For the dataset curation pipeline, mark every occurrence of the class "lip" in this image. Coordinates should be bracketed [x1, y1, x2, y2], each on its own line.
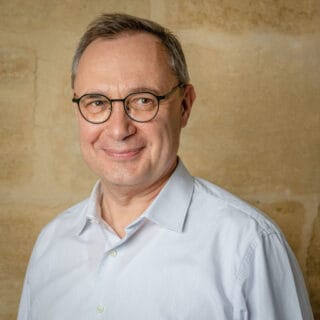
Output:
[101, 146, 145, 159]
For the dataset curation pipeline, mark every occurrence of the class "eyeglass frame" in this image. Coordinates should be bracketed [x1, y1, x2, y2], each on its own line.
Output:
[72, 82, 185, 124]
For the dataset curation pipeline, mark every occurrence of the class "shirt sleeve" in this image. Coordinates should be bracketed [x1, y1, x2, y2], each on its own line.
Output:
[17, 229, 43, 320]
[17, 271, 30, 320]
[233, 232, 314, 320]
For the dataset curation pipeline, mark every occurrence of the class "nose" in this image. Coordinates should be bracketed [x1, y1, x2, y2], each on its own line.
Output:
[104, 101, 136, 141]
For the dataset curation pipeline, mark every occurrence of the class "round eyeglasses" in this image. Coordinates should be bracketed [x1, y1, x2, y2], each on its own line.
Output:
[72, 83, 184, 124]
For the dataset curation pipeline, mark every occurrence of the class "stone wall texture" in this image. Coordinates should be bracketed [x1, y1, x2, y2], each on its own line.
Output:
[1, 0, 319, 318]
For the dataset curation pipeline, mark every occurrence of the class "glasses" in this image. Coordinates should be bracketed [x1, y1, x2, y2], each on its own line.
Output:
[72, 83, 184, 124]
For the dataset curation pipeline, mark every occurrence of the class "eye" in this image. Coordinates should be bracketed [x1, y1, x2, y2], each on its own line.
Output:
[90, 100, 106, 109]
[87, 100, 107, 113]
[138, 97, 152, 104]
[128, 93, 157, 111]
[93, 100, 104, 106]
[81, 95, 110, 114]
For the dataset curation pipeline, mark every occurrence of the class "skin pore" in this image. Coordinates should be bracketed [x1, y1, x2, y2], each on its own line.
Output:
[73, 32, 195, 237]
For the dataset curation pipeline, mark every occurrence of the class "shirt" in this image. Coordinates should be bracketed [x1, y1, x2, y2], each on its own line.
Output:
[18, 161, 314, 320]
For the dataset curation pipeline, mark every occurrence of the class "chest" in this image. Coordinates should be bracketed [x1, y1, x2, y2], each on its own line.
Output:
[29, 224, 236, 320]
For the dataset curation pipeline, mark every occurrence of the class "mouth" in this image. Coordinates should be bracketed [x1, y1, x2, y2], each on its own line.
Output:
[101, 146, 145, 160]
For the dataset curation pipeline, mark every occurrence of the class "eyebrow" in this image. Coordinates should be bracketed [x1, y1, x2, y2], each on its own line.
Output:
[128, 86, 162, 95]
[74, 86, 164, 99]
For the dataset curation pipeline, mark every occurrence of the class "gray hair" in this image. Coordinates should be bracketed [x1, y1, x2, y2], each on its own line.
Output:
[71, 13, 190, 88]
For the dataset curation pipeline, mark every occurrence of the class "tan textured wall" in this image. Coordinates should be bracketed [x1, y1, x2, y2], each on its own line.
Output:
[0, 1, 319, 319]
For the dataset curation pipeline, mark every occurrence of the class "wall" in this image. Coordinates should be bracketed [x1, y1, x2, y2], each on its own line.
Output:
[0, 1, 319, 319]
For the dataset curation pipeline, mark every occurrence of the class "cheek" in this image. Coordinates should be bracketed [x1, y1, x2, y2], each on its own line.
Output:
[150, 115, 182, 154]
[165, 110, 183, 141]
[78, 121, 100, 147]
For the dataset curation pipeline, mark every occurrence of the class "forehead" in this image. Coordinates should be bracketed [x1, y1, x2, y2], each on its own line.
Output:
[75, 32, 176, 92]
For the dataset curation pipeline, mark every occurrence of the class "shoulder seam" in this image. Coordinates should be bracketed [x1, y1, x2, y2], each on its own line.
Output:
[235, 231, 283, 283]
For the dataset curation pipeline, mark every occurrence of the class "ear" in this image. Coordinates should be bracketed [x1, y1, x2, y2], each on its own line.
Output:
[181, 84, 196, 128]
[72, 92, 81, 119]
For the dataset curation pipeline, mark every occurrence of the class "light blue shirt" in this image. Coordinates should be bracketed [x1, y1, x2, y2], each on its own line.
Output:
[18, 161, 313, 320]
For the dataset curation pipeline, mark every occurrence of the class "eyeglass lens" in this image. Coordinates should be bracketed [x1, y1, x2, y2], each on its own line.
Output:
[78, 92, 159, 123]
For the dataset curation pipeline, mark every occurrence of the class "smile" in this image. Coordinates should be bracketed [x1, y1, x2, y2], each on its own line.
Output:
[101, 147, 145, 160]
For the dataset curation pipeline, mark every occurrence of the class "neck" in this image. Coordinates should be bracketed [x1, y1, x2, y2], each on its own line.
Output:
[100, 161, 177, 238]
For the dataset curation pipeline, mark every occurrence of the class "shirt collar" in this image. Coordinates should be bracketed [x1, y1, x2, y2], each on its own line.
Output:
[141, 160, 194, 233]
[75, 181, 102, 236]
[75, 160, 194, 236]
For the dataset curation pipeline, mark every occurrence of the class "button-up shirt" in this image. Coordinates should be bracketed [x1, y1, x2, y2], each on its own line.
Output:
[18, 161, 314, 320]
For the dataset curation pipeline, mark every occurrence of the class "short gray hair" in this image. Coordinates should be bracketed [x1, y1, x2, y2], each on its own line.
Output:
[71, 13, 190, 88]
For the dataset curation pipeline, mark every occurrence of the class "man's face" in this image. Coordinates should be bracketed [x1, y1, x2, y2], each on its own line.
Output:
[73, 32, 195, 192]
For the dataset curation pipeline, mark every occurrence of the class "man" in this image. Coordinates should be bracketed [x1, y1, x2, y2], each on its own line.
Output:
[18, 13, 313, 320]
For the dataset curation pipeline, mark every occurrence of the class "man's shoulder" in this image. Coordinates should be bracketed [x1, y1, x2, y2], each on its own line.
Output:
[187, 177, 290, 272]
[31, 198, 90, 257]
[191, 176, 281, 236]
[43, 198, 89, 232]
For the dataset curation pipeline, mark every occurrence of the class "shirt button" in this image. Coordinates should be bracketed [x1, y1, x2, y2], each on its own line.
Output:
[109, 249, 117, 257]
[96, 305, 105, 313]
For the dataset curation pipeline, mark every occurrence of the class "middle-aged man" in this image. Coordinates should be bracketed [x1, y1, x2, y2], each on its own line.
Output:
[18, 13, 314, 320]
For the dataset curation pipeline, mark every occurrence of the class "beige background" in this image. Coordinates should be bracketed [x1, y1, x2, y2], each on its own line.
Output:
[0, 1, 319, 319]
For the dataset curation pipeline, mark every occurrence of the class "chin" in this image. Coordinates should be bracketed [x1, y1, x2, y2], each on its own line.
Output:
[99, 165, 148, 186]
